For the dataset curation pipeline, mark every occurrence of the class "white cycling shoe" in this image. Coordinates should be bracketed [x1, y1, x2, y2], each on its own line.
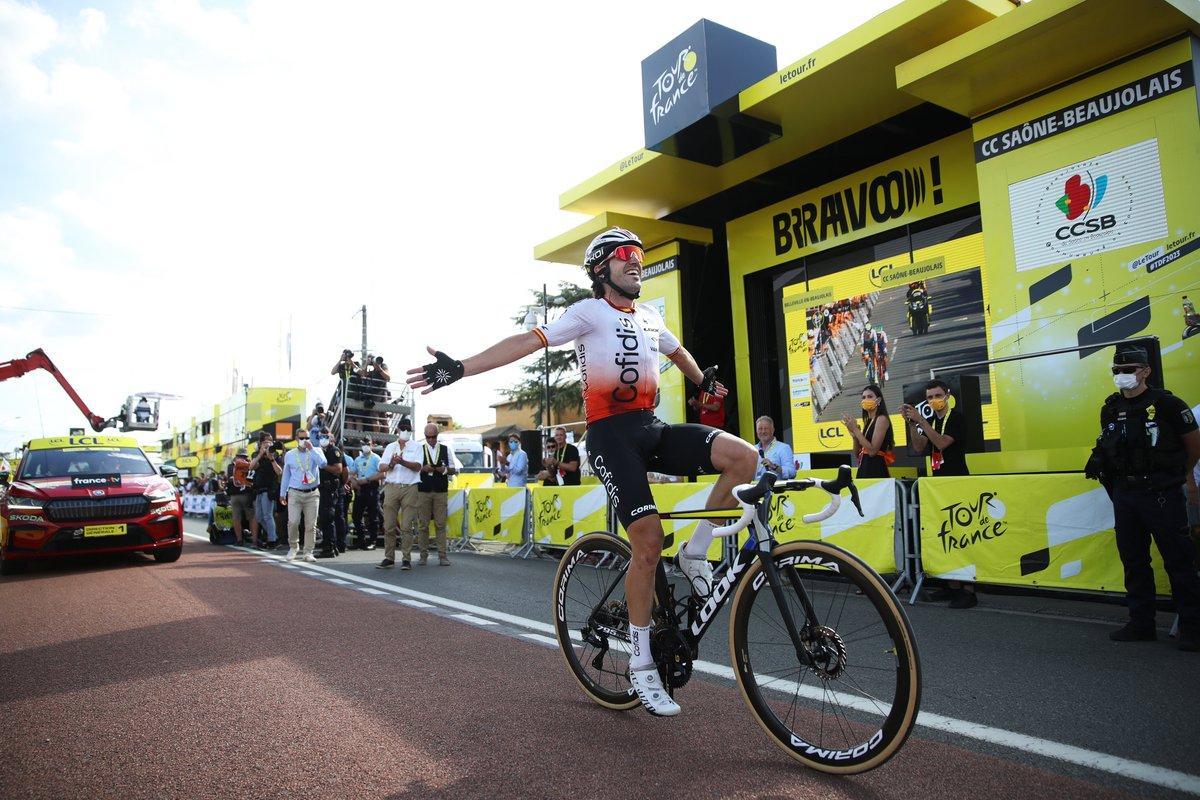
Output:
[675, 549, 714, 597]
[628, 666, 681, 717]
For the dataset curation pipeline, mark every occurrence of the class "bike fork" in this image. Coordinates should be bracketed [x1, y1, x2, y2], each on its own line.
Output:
[755, 536, 820, 668]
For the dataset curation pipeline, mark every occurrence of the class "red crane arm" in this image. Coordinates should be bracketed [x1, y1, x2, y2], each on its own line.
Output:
[0, 348, 108, 432]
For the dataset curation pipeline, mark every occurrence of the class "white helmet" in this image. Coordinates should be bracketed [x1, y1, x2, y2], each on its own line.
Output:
[583, 227, 642, 272]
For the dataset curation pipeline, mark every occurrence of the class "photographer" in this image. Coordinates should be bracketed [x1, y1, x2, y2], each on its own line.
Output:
[249, 433, 283, 549]
[362, 354, 391, 433]
[332, 349, 362, 410]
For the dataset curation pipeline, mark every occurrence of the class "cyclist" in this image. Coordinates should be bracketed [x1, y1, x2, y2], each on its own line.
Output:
[862, 326, 889, 381]
[406, 227, 757, 717]
[873, 325, 890, 381]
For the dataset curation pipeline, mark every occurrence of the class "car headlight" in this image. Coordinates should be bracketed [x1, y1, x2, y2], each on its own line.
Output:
[7, 497, 45, 511]
[145, 488, 177, 502]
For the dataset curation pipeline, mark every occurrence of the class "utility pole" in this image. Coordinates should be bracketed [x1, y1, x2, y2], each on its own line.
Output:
[361, 304, 368, 364]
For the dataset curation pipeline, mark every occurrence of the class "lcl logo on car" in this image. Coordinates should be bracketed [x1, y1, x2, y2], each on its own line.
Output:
[90, 489, 106, 497]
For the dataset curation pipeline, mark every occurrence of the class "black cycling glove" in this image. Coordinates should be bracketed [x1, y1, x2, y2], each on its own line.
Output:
[421, 351, 465, 390]
[699, 365, 719, 395]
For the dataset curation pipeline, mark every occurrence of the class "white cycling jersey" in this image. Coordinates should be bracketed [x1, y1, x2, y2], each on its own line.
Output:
[533, 298, 680, 424]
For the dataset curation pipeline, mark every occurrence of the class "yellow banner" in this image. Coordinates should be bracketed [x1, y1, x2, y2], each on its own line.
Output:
[765, 478, 898, 574]
[974, 39, 1200, 454]
[465, 487, 526, 545]
[727, 132, 979, 271]
[917, 475, 1169, 594]
[447, 489, 466, 541]
[531, 485, 609, 547]
[451, 473, 494, 490]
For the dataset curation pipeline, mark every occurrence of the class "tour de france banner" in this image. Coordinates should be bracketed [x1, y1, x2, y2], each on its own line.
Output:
[619, 478, 897, 572]
[973, 38, 1200, 453]
[446, 489, 466, 539]
[780, 231, 1000, 454]
[465, 487, 526, 545]
[642, 246, 686, 425]
[918, 475, 1170, 594]
[531, 485, 608, 547]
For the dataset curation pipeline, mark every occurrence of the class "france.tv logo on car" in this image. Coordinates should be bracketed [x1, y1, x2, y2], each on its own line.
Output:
[1053, 171, 1114, 240]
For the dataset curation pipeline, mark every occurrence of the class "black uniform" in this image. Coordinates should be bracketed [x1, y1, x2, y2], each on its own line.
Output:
[1090, 386, 1199, 636]
[318, 442, 345, 556]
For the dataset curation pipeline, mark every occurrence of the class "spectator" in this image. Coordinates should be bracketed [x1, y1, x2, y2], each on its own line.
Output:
[308, 403, 328, 440]
[270, 440, 289, 547]
[505, 434, 529, 487]
[552, 426, 582, 486]
[901, 379, 975, 609]
[362, 355, 392, 433]
[842, 384, 894, 478]
[753, 416, 797, 481]
[228, 449, 255, 545]
[490, 440, 508, 484]
[0, 456, 10, 483]
[537, 438, 562, 486]
[375, 418, 423, 570]
[280, 428, 326, 562]
[689, 390, 726, 430]
[316, 432, 346, 558]
[332, 350, 360, 399]
[352, 439, 382, 550]
[248, 434, 283, 549]
[415, 422, 456, 566]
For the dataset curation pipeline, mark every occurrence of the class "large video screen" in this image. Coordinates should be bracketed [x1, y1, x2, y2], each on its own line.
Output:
[782, 231, 999, 454]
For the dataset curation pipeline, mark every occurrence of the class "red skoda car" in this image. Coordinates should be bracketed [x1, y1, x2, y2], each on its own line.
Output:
[0, 435, 183, 575]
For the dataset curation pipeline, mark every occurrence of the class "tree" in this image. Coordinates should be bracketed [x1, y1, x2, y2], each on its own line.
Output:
[504, 282, 591, 427]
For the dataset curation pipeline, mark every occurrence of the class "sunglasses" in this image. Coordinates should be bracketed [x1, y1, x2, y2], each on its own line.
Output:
[297, 435, 310, 440]
[1111, 365, 1144, 374]
[608, 245, 643, 263]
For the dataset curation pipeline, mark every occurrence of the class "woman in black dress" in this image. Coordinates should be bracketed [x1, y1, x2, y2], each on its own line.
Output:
[841, 384, 894, 478]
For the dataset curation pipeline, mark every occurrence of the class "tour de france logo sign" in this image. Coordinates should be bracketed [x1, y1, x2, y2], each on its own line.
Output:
[936, 491, 1008, 555]
[648, 46, 700, 128]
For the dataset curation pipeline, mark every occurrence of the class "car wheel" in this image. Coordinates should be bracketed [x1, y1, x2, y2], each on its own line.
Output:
[154, 544, 183, 563]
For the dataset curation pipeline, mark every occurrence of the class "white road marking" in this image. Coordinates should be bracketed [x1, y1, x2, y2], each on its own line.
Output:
[357, 587, 388, 595]
[394, 598, 434, 609]
[521, 633, 559, 648]
[325, 578, 352, 585]
[451, 613, 497, 626]
[183, 531, 1200, 794]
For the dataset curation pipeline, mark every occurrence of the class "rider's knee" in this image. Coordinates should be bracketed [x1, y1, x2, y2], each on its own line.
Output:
[732, 440, 757, 478]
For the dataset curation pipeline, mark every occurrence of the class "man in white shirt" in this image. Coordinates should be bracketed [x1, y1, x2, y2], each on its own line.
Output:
[373, 419, 423, 569]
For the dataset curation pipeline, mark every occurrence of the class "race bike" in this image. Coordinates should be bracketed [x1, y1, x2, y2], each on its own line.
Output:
[552, 467, 921, 773]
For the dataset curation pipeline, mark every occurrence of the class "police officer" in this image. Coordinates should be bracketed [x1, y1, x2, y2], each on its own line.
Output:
[315, 432, 346, 558]
[1086, 344, 1200, 651]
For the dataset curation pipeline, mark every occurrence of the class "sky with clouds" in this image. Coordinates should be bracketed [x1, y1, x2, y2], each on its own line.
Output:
[0, 0, 900, 452]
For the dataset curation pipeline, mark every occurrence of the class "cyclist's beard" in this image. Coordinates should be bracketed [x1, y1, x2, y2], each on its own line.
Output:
[603, 265, 640, 301]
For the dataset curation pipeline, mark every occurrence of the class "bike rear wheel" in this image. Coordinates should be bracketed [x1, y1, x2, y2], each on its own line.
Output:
[728, 541, 920, 773]
[552, 532, 639, 710]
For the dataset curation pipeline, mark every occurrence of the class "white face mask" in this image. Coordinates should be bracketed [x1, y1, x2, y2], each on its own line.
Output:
[398, 431, 411, 441]
[1113, 372, 1140, 391]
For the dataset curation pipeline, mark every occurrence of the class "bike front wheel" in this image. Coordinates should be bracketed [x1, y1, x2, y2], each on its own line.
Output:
[552, 532, 640, 711]
[728, 540, 920, 773]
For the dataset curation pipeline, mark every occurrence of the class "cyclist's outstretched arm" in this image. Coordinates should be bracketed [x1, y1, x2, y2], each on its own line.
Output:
[406, 334, 543, 394]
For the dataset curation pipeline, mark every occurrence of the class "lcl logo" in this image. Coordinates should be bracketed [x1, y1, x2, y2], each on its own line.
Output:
[817, 425, 847, 449]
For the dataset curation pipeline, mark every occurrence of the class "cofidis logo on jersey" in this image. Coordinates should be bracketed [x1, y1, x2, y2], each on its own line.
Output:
[1008, 138, 1167, 272]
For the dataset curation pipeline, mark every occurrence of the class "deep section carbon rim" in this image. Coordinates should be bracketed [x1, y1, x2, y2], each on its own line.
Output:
[730, 541, 920, 772]
[552, 533, 639, 709]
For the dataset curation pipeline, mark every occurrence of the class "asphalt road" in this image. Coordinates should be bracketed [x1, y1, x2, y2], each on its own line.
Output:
[1, 520, 1197, 800]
